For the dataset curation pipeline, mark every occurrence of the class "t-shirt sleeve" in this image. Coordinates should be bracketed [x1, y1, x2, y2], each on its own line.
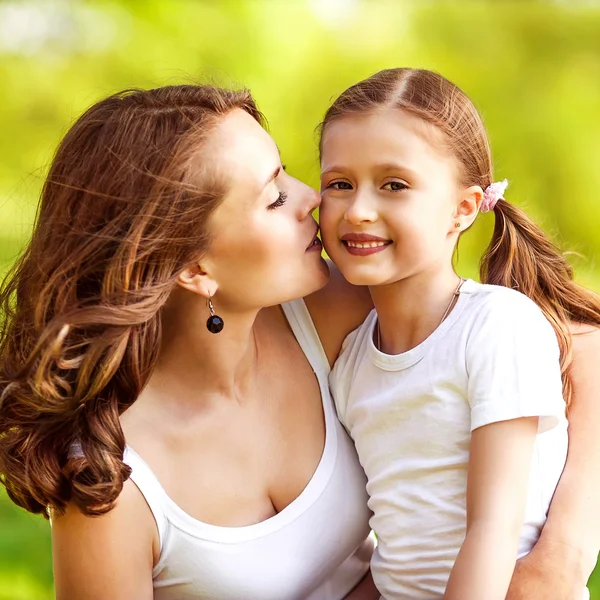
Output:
[466, 291, 566, 433]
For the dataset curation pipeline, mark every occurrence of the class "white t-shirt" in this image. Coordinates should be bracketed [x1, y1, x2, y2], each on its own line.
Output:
[330, 280, 578, 599]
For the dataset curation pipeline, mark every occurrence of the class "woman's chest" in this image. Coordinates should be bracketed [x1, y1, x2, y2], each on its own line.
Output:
[134, 348, 327, 527]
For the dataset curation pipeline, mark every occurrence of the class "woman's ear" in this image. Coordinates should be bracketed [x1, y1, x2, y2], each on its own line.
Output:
[176, 263, 218, 298]
[451, 185, 484, 232]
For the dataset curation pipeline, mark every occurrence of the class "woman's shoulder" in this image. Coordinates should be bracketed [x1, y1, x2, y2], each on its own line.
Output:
[51, 479, 157, 599]
[569, 321, 600, 337]
[569, 322, 600, 373]
[52, 477, 157, 545]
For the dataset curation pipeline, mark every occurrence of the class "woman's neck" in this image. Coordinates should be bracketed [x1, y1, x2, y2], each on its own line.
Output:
[141, 301, 270, 415]
[370, 267, 463, 355]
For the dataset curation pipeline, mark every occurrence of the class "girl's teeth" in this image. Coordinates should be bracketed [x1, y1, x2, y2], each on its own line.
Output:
[346, 241, 388, 248]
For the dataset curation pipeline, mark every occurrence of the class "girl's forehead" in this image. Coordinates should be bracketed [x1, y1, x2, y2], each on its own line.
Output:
[320, 109, 451, 172]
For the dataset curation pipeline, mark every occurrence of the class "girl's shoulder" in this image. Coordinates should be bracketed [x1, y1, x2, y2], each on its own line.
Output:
[463, 278, 534, 303]
[460, 280, 557, 347]
[462, 279, 548, 322]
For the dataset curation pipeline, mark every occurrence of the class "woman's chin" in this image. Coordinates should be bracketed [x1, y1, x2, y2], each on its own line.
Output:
[308, 258, 332, 292]
[294, 259, 331, 300]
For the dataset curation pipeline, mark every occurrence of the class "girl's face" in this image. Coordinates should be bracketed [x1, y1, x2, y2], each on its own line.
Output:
[200, 108, 328, 310]
[319, 109, 463, 287]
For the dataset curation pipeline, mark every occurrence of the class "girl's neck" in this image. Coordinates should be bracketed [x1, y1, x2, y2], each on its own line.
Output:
[370, 267, 463, 355]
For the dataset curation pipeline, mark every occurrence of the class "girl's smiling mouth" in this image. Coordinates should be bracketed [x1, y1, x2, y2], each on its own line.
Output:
[341, 233, 392, 255]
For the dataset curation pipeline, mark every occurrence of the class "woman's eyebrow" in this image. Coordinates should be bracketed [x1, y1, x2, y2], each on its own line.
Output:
[262, 165, 281, 190]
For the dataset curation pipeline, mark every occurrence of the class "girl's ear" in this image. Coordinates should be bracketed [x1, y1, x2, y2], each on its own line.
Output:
[452, 185, 484, 232]
[176, 263, 218, 299]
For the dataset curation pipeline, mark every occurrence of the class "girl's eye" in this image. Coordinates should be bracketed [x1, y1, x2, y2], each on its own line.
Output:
[268, 191, 288, 210]
[327, 181, 353, 191]
[382, 181, 408, 192]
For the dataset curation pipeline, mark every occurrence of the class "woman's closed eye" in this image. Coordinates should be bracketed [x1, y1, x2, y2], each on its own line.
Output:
[268, 190, 288, 210]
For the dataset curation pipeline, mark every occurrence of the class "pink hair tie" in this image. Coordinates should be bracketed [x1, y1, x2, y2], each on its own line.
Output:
[481, 179, 509, 213]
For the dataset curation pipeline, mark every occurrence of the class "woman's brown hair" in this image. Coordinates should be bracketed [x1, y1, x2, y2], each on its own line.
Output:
[0, 84, 263, 517]
[320, 68, 600, 402]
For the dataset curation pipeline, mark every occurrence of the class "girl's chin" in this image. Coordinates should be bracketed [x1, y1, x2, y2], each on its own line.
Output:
[330, 263, 386, 287]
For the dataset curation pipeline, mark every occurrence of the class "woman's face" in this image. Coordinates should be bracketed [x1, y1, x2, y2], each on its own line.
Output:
[200, 109, 328, 311]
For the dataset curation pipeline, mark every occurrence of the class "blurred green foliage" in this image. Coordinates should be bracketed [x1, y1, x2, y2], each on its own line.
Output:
[0, 0, 599, 598]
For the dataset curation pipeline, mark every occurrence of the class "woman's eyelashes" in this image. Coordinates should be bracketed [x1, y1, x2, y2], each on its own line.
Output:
[268, 190, 288, 210]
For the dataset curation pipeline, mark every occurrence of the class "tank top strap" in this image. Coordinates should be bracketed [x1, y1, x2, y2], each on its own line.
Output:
[123, 445, 169, 552]
[281, 299, 330, 376]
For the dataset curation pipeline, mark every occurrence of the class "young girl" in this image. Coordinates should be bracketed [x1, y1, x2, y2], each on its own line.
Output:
[319, 68, 600, 600]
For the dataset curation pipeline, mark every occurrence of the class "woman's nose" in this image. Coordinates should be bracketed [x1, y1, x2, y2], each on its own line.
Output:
[299, 184, 321, 219]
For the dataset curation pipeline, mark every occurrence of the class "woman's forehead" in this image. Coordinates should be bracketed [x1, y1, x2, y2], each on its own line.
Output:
[210, 109, 279, 187]
[198, 110, 281, 218]
[186, 108, 280, 202]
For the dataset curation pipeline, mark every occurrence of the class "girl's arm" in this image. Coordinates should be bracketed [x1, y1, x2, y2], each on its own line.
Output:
[449, 291, 566, 600]
[507, 326, 600, 599]
[444, 417, 539, 600]
[52, 480, 156, 600]
[304, 260, 372, 366]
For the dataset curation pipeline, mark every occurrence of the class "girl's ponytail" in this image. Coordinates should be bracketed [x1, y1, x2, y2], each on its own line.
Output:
[480, 198, 600, 404]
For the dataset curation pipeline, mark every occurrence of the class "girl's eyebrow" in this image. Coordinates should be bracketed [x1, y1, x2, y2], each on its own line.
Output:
[320, 166, 344, 178]
[373, 162, 418, 178]
[321, 162, 418, 178]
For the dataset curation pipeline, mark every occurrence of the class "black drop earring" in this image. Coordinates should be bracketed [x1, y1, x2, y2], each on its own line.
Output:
[206, 297, 224, 334]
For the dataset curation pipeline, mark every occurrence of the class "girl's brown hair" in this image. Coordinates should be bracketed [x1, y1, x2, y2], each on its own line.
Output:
[0, 84, 263, 517]
[320, 68, 600, 402]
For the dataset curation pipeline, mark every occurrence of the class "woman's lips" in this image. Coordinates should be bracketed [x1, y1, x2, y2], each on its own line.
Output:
[306, 236, 323, 252]
[306, 230, 323, 252]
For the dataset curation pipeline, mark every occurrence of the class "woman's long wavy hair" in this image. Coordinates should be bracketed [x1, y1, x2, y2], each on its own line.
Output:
[320, 68, 600, 403]
[0, 84, 263, 518]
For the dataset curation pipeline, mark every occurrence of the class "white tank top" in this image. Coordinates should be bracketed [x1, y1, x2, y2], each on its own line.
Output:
[124, 299, 374, 600]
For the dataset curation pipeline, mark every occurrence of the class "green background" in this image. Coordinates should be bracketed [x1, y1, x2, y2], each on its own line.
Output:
[0, 0, 599, 598]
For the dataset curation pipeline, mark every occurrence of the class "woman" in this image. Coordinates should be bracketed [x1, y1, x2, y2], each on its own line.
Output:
[0, 83, 597, 599]
[0, 85, 375, 599]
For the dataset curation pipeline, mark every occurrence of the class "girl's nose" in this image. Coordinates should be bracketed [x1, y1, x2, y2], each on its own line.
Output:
[344, 191, 378, 225]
